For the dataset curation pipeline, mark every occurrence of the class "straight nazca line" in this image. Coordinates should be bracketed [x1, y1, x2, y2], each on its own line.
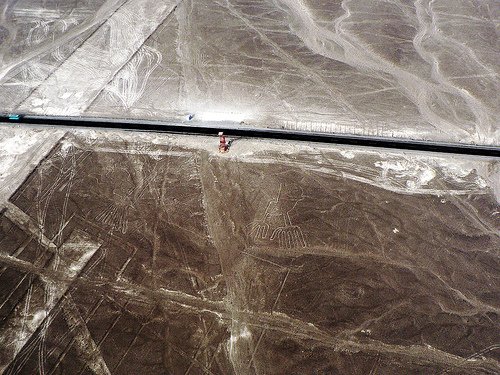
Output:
[1, 202, 57, 251]
[0, 0, 128, 84]
[0, 204, 497, 372]
[0, 230, 101, 374]
[0, 252, 497, 372]
[18, 0, 180, 116]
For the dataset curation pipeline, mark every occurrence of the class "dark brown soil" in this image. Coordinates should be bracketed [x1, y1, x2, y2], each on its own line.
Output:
[0, 135, 498, 374]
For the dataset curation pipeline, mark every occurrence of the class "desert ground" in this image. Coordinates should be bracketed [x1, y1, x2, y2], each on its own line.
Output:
[0, 0, 499, 373]
[0, 125, 499, 374]
[1, 0, 499, 144]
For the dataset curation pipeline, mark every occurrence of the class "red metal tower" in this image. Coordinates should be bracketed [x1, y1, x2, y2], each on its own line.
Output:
[218, 132, 228, 153]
